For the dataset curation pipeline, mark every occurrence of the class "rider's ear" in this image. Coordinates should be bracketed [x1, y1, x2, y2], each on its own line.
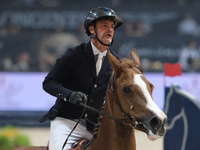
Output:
[130, 49, 141, 67]
[88, 25, 95, 35]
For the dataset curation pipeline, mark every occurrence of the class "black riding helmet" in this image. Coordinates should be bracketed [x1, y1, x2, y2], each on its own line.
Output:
[84, 7, 123, 46]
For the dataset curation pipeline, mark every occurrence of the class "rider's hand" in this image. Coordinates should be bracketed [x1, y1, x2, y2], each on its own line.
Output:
[68, 91, 88, 105]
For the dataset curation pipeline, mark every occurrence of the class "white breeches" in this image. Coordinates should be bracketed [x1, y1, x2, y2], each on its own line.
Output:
[49, 117, 92, 150]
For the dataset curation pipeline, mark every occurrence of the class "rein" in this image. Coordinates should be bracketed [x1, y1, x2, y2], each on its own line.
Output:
[79, 102, 129, 124]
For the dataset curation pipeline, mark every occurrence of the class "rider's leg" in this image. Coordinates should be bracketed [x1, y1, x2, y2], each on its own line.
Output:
[49, 117, 92, 150]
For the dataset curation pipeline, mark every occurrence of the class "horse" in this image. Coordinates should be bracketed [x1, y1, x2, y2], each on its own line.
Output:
[15, 49, 167, 150]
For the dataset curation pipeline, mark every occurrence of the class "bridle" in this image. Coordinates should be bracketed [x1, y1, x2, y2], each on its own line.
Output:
[106, 63, 143, 128]
[134, 64, 143, 74]
[106, 69, 142, 129]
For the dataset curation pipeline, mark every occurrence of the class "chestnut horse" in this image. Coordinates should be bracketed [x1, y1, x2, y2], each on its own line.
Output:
[15, 49, 167, 150]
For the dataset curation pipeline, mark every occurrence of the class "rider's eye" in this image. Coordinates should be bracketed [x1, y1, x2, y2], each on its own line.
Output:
[122, 86, 131, 94]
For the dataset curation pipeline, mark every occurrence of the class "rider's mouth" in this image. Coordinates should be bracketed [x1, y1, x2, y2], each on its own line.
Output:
[105, 34, 112, 38]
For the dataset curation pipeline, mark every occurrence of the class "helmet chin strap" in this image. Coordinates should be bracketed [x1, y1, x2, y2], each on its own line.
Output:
[90, 26, 113, 47]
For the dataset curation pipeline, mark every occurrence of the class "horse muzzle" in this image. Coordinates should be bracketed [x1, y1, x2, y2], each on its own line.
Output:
[146, 116, 168, 141]
[136, 115, 167, 141]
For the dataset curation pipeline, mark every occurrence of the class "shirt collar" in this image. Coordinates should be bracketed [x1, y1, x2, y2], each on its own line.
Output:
[91, 42, 107, 56]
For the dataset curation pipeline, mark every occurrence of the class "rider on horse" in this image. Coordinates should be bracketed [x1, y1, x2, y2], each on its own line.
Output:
[40, 7, 123, 150]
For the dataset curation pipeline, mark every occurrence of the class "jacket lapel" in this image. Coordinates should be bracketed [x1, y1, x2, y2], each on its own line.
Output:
[96, 54, 110, 81]
[85, 42, 113, 80]
[85, 42, 96, 78]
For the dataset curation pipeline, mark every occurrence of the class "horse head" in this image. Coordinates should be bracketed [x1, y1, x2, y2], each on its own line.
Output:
[107, 49, 167, 141]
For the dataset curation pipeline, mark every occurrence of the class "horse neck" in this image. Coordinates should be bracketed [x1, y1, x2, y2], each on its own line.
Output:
[86, 94, 136, 150]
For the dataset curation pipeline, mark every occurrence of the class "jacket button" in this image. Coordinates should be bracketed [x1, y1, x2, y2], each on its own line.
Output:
[64, 97, 67, 101]
[58, 93, 62, 96]
[94, 84, 97, 88]
[85, 114, 88, 117]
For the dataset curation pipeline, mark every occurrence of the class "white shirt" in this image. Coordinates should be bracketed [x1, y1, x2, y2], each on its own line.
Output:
[91, 42, 107, 56]
[91, 42, 107, 75]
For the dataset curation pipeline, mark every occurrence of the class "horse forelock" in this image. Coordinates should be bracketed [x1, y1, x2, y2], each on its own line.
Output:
[119, 58, 142, 74]
[112, 58, 131, 79]
[120, 58, 134, 68]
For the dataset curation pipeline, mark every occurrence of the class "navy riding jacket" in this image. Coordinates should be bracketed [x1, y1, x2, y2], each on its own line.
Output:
[42, 41, 121, 132]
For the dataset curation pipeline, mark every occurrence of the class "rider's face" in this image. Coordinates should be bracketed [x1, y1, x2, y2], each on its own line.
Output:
[90, 19, 115, 45]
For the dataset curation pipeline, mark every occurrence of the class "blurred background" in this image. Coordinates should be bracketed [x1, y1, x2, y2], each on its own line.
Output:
[1, 0, 200, 73]
[0, 0, 200, 149]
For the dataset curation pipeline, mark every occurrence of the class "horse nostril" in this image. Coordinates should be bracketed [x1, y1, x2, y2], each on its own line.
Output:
[150, 117, 161, 130]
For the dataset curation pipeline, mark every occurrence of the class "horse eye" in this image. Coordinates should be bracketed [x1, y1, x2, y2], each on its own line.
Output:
[122, 86, 131, 94]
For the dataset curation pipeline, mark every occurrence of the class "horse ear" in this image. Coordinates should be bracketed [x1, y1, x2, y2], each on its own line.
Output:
[107, 49, 120, 71]
[130, 49, 141, 66]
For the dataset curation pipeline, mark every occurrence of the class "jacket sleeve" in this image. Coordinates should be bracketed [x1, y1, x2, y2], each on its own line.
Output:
[42, 46, 80, 100]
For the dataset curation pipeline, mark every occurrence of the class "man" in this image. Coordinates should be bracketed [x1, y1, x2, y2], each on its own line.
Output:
[41, 7, 123, 149]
